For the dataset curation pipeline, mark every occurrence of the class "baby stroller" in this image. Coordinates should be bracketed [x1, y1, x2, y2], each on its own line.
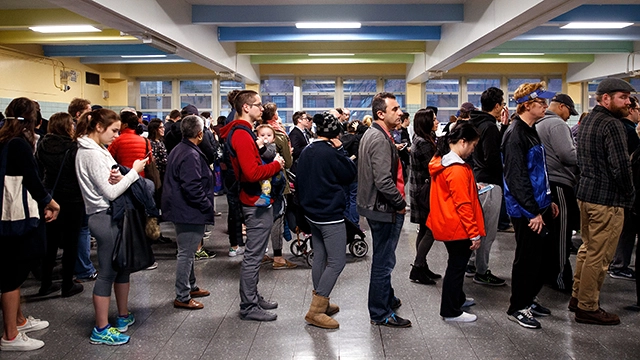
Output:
[286, 171, 368, 266]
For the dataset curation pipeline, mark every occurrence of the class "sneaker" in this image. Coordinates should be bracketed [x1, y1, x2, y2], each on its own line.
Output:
[38, 283, 61, 296]
[371, 313, 412, 328]
[0, 332, 44, 351]
[530, 301, 551, 317]
[90, 326, 130, 345]
[508, 308, 541, 329]
[229, 246, 245, 257]
[473, 270, 506, 286]
[462, 298, 476, 307]
[465, 264, 477, 277]
[609, 268, 636, 281]
[240, 306, 277, 321]
[144, 261, 158, 270]
[61, 283, 84, 298]
[114, 312, 135, 332]
[17, 316, 49, 333]
[575, 307, 620, 325]
[273, 259, 298, 270]
[195, 249, 216, 260]
[258, 295, 278, 310]
[498, 225, 515, 233]
[443, 311, 477, 322]
[236, 246, 245, 255]
[75, 272, 98, 283]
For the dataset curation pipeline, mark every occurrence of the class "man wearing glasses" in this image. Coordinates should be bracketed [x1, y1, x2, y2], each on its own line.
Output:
[289, 111, 313, 174]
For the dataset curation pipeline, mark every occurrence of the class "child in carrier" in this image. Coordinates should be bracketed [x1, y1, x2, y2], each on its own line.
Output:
[255, 124, 285, 206]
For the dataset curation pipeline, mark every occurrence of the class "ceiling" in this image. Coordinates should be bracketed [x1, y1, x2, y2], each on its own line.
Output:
[0, 0, 639, 83]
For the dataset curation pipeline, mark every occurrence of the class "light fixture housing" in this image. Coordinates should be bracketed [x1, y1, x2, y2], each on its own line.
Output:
[29, 25, 102, 33]
[561, 22, 633, 29]
[498, 53, 545, 56]
[295, 22, 361, 29]
[308, 53, 355, 56]
[121, 55, 167, 58]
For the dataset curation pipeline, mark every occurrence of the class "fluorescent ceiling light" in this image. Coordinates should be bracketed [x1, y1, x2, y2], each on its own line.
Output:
[308, 53, 355, 56]
[121, 55, 167, 58]
[29, 25, 101, 33]
[498, 53, 544, 56]
[561, 22, 633, 29]
[296, 22, 361, 29]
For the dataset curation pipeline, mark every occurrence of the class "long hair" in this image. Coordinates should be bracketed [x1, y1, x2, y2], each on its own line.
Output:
[47, 112, 74, 137]
[435, 121, 479, 157]
[148, 118, 163, 141]
[74, 109, 119, 141]
[0, 97, 38, 149]
[413, 108, 436, 145]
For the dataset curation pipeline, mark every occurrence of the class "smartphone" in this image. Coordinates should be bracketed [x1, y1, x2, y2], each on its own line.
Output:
[111, 164, 119, 170]
[144, 150, 152, 158]
[478, 184, 494, 195]
[399, 143, 408, 151]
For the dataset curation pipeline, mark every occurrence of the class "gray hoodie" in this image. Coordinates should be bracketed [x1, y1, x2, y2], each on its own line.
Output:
[75, 135, 139, 215]
[535, 110, 579, 187]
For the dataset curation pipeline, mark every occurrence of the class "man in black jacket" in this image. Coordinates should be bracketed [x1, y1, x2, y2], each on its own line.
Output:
[468, 87, 506, 287]
[289, 111, 312, 174]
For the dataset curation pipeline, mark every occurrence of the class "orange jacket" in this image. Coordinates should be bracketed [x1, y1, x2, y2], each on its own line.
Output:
[427, 153, 486, 241]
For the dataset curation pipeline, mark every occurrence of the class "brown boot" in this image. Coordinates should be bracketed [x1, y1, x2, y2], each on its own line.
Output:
[575, 307, 620, 325]
[568, 297, 578, 312]
[313, 290, 339, 316]
[305, 293, 339, 329]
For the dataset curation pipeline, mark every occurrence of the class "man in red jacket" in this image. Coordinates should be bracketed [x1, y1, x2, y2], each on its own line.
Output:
[220, 90, 284, 322]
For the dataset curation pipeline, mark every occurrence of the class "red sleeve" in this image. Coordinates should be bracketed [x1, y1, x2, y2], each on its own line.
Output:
[232, 129, 281, 182]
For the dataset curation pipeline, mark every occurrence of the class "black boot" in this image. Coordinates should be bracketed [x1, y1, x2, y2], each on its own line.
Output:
[409, 265, 436, 285]
[424, 265, 442, 279]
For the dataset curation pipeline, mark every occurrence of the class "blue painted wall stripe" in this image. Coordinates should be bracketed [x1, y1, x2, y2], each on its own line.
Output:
[219, 26, 440, 42]
[43, 44, 166, 57]
[549, 5, 640, 22]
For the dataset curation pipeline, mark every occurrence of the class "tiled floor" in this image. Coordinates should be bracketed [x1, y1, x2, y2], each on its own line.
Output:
[2, 196, 640, 359]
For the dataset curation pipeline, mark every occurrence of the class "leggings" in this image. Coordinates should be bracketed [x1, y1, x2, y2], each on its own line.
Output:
[88, 211, 130, 297]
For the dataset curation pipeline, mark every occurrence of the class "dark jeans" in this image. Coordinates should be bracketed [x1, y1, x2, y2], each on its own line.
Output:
[343, 182, 359, 227]
[441, 240, 473, 318]
[225, 173, 245, 247]
[41, 201, 84, 291]
[367, 213, 404, 322]
[610, 208, 637, 272]
[507, 211, 554, 314]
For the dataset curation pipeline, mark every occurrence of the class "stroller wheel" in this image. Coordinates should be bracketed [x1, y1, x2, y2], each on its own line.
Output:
[290, 239, 308, 257]
[305, 249, 314, 267]
[350, 239, 368, 258]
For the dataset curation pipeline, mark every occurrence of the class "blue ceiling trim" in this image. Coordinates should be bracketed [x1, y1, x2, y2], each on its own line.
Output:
[514, 26, 640, 41]
[193, 4, 463, 24]
[43, 44, 166, 57]
[219, 26, 440, 42]
[549, 5, 640, 22]
[79, 55, 188, 64]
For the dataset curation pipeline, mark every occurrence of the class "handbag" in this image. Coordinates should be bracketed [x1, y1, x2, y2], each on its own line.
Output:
[0, 139, 40, 236]
[144, 139, 162, 191]
[112, 207, 155, 273]
[417, 177, 431, 213]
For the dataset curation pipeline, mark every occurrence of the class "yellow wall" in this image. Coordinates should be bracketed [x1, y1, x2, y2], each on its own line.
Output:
[260, 64, 406, 77]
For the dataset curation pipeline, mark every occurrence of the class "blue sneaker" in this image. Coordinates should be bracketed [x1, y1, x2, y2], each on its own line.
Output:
[90, 326, 130, 345]
[115, 312, 135, 332]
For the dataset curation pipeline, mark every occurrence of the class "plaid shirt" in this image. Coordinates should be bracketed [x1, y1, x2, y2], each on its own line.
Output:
[576, 105, 635, 208]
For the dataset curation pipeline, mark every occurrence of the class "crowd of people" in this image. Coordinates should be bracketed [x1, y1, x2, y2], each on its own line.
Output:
[1, 78, 639, 351]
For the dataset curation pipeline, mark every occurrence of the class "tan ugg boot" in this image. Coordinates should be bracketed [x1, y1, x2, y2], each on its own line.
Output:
[305, 293, 339, 329]
[313, 290, 340, 316]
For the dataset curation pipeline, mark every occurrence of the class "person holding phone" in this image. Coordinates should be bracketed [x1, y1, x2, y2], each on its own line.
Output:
[108, 108, 151, 178]
[502, 82, 559, 330]
[428, 121, 485, 323]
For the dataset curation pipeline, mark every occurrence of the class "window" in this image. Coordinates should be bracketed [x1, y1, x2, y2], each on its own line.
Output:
[467, 78, 500, 109]
[507, 78, 541, 108]
[180, 80, 212, 113]
[547, 77, 563, 93]
[302, 79, 335, 117]
[630, 78, 640, 95]
[220, 80, 245, 117]
[384, 78, 406, 110]
[261, 78, 294, 124]
[587, 80, 602, 110]
[425, 79, 459, 120]
[140, 81, 172, 120]
[344, 78, 376, 120]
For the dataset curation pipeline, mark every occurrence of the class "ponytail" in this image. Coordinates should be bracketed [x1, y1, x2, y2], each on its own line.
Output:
[434, 121, 479, 157]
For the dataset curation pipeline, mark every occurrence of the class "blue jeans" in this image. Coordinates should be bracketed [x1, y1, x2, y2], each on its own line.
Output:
[75, 214, 97, 278]
[343, 182, 359, 227]
[367, 213, 404, 322]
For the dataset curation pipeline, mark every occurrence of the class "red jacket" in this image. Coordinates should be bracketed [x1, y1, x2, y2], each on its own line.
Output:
[109, 128, 150, 178]
[427, 153, 485, 241]
[220, 120, 281, 206]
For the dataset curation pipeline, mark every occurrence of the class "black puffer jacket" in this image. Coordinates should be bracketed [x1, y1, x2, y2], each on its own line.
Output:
[36, 133, 83, 203]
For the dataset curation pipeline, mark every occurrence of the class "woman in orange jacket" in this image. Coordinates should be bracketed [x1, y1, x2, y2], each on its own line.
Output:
[427, 121, 485, 322]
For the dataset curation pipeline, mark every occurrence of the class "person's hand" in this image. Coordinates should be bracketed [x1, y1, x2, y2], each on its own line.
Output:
[500, 106, 510, 125]
[44, 199, 60, 222]
[395, 143, 404, 150]
[551, 202, 559, 219]
[274, 153, 285, 169]
[397, 208, 407, 215]
[329, 138, 342, 148]
[470, 238, 481, 250]
[133, 157, 148, 173]
[109, 168, 123, 184]
[528, 214, 545, 234]
[255, 137, 264, 148]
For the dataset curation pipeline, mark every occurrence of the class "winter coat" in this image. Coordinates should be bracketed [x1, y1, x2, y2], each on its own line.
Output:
[36, 133, 83, 203]
[409, 135, 436, 223]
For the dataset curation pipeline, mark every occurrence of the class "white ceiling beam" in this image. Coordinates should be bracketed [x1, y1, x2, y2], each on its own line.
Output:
[46, 0, 260, 84]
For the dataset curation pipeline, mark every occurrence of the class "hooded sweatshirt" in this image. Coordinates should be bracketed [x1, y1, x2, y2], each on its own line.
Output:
[36, 133, 83, 203]
[75, 136, 139, 215]
[427, 151, 485, 241]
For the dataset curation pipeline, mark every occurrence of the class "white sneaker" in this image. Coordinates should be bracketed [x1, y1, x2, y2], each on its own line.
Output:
[229, 247, 238, 257]
[236, 246, 245, 255]
[17, 316, 49, 333]
[462, 298, 476, 307]
[443, 312, 477, 322]
[0, 333, 45, 351]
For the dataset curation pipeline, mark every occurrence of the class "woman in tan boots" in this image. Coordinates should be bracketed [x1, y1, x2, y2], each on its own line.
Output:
[297, 112, 357, 328]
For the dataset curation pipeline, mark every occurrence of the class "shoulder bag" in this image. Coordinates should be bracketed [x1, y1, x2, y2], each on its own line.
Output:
[144, 139, 162, 191]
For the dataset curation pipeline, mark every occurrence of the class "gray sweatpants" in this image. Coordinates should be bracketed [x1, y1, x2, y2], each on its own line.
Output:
[469, 184, 502, 275]
[88, 211, 130, 297]
[240, 206, 274, 315]
[175, 223, 206, 302]
[309, 221, 347, 297]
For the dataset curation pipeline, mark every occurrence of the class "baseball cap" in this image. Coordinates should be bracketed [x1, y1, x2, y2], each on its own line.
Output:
[551, 94, 578, 116]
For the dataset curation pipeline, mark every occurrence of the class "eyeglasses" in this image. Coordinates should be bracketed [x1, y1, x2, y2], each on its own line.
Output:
[249, 103, 263, 108]
[531, 99, 547, 105]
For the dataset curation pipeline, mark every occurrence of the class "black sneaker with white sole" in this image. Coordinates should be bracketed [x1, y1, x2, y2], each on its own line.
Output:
[530, 301, 551, 317]
[508, 308, 541, 329]
[473, 270, 506, 286]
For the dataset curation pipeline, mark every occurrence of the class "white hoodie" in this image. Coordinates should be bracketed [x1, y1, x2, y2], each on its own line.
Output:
[75, 135, 139, 215]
